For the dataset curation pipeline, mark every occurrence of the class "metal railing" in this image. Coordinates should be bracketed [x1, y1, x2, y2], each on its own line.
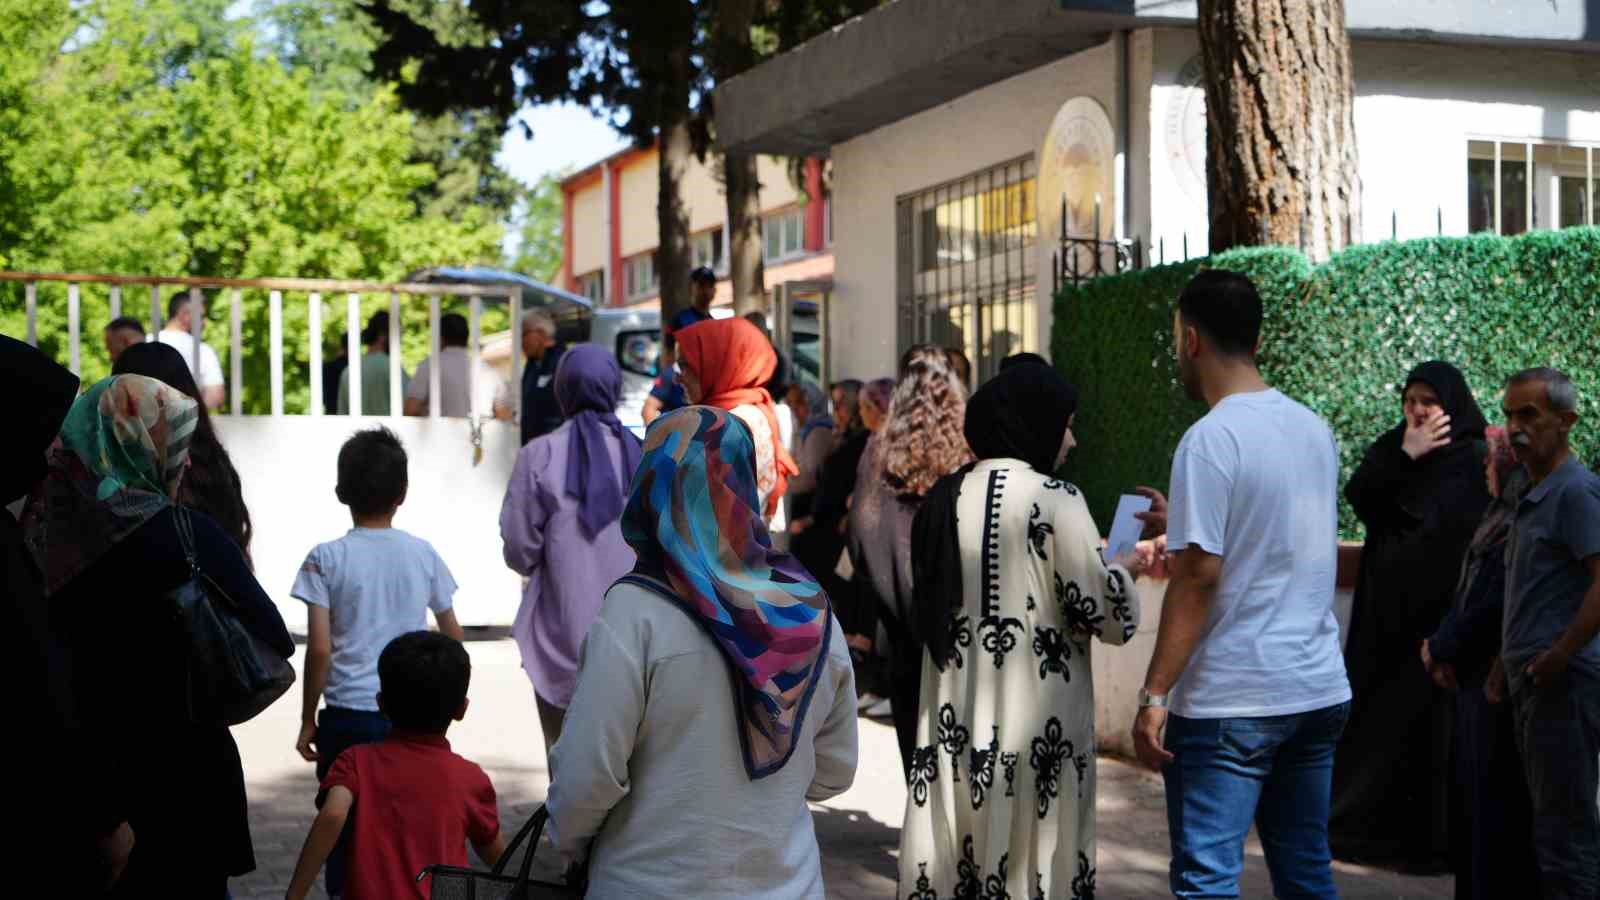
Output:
[1050, 196, 1142, 294]
[0, 271, 524, 421]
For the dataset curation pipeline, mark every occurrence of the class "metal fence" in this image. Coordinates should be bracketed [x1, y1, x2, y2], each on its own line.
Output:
[896, 156, 1038, 384]
[0, 271, 522, 421]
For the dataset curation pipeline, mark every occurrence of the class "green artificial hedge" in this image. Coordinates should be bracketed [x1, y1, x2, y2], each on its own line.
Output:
[1052, 226, 1600, 540]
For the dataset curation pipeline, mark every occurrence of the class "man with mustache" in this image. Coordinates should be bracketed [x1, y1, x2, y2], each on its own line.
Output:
[1499, 366, 1600, 899]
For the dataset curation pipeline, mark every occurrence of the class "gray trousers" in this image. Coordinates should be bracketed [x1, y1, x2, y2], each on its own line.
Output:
[1512, 666, 1600, 900]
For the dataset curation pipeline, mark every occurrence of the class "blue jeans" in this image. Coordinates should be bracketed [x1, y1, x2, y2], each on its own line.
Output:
[314, 707, 391, 897]
[1162, 701, 1350, 899]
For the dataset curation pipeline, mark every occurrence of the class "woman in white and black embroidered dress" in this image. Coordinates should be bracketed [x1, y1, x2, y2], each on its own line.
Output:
[899, 359, 1145, 900]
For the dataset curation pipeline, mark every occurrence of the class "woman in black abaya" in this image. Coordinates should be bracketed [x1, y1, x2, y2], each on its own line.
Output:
[1331, 361, 1491, 869]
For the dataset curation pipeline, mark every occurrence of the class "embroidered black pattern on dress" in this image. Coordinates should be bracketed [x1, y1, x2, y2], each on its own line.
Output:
[908, 745, 940, 807]
[1105, 569, 1137, 642]
[981, 852, 1011, 900]
[969, 726, 998, 809]
[1026, 503, 1053, 561]
[949, 611, 973, 669]
[1032, 625, 1072, 682]
[906, 863, 939, 900]
[938, 703, 971, 782]
[955, 835, 981, 899]
[1029, 716, 1074, 818]
[1070, 852, 1096, 899]
[1071, 749, 1090, 789]
[979, 470, 1008, 618]
[1041, 478, 1079, 495]
[1001, 752, 1019, 797]
[1025, 594, 1037, 612]
[1032, 872, 1045, 900]
[1057, 573, 1104, 640]
[979, 613, 1024, 668]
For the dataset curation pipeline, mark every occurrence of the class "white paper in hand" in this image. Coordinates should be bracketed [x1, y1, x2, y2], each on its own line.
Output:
[1105, 493, 1153, 564]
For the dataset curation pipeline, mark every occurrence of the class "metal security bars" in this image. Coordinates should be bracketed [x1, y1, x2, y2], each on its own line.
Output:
[1, 271, 522, 421]
[896, 156, 1037, 384]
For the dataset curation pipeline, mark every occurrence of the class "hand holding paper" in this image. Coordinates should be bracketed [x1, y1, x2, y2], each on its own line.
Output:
[1106, 493, 1154, 570]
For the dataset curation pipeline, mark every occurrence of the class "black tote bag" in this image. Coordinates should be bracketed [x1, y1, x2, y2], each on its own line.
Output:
[420, 805, 586, 899]
[168, 505, 295, 725]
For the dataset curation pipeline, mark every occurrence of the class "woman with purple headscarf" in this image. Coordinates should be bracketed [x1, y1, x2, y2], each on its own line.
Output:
[499, 343, 642, 755]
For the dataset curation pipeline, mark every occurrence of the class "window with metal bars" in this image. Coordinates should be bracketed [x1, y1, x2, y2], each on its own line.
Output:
[896, 156, 1037, 385]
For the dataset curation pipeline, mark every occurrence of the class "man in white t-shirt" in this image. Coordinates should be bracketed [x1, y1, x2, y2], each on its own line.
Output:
[156, 290, 226, 409]
[1130, 270, 1351, 898]
[402, 313, 510, 419]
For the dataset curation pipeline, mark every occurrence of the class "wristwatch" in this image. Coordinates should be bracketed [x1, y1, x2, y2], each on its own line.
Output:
[1137, 688, 1168, 709]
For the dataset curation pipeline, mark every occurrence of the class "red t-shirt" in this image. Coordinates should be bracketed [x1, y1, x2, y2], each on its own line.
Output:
[320, 732, 500, 900]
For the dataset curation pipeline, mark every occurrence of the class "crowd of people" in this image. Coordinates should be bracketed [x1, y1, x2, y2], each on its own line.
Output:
[6, 262, 1599, 900]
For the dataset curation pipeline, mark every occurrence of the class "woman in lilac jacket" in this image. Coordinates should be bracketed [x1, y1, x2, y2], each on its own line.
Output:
[500, 344, 643, 755]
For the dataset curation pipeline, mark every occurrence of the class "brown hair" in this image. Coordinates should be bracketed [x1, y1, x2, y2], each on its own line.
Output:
[880, 345, 972, 497]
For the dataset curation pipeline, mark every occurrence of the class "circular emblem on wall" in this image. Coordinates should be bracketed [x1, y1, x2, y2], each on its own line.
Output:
[1164, 55, 1208, 208]
[1037, 97, 1116, 243]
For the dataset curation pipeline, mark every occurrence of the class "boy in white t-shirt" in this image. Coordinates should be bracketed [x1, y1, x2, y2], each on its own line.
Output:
[291, 426, 464, 898]
[1130, 270, 1351, 899]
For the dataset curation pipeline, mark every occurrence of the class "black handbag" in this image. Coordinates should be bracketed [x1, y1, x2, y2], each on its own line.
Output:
[169, 505, 295, 726]
[420, 805, 587, 899]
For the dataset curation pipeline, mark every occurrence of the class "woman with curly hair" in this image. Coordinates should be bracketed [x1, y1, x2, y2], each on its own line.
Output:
[850, 346, 973, 770]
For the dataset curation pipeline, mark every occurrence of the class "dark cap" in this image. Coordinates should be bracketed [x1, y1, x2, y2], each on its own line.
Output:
[689, 266, 717, 284]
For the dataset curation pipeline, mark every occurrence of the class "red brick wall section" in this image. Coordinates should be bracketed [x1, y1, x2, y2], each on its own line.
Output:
[804, 158, 825, 252]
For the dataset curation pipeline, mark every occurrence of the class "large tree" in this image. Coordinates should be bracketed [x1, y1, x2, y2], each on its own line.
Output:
[1196, 0, 1362, 261]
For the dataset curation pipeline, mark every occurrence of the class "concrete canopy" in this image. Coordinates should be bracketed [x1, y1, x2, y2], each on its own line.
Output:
[715, 0, 1600, 157]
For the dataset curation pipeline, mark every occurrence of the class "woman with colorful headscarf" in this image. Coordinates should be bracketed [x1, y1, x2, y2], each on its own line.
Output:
[1331, 360, 1492, 869]
[545, 406, 858, 899]
[674, 317, 799, 520]
[499, 344, 642, 755]
[898, 359, 1144, 900]
[1424, 426, 1537, 898]
[23, 374, 293, 897]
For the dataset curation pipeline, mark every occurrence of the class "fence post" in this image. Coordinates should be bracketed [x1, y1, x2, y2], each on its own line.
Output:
[308, 293, 323, 417]
[346, 293, 362, 416]
[67, 283, 81, 374]
[110, 284, 122, 321]
[510, 289, 523, 425]
[150, 284, 162, 334]
[269, 290, 284, 416]
[24, 281, 37, 346]
[428, 296, 441, 419]
[388, 290, 401, 416]
[230, 289, 243, 416]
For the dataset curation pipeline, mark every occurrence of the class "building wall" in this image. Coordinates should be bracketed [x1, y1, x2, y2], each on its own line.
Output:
[829, 28, 1599, 379]
[618, 157, 657, 258]
[1148, 29, 1600, 251]
[829, 38, 1121, 380]
[569, 180, 607, 277]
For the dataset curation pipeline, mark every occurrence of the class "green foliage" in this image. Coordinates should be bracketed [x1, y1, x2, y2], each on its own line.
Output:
[1053, 227, 1600, 539]
[0, 0, 505, 412]
[509, 171, 566, 284]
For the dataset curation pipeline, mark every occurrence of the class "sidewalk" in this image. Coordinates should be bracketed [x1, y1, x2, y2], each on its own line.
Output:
[230, 640, 1452, 898]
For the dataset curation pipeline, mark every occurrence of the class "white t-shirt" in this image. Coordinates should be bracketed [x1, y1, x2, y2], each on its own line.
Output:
[406, 347, 510, 417]
[156, 329, 225, 388]
[290, 528, 458, 711]
[1166, 388, 1350, 719]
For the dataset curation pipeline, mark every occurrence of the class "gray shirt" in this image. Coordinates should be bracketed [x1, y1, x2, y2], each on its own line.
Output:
[545, 580, 858, 899]
[1504, 456, 1600, 688]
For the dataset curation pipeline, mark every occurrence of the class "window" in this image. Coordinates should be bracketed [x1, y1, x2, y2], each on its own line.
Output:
[692, 229, 725, 273]
[896, 156, 1037, 384]
[576, 271, 606, 304]
[624, 253, 658, 301]
[1468, 139, 1596, 234]
[763, 208, 806, 263]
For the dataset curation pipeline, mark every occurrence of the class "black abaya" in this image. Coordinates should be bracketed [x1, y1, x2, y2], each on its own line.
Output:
[1331, 363, 1492, 867]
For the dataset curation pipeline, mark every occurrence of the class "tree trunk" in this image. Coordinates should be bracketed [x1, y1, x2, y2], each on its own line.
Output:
[655, 42, 694, 327]
[713, 0, 766, 315]
[1197, 0, 1362, 262]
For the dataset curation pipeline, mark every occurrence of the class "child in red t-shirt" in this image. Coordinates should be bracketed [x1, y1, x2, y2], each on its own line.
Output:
[287, 632, 506, 900]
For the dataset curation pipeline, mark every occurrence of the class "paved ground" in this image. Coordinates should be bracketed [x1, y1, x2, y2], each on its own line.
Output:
[230, 639, 1452, 899]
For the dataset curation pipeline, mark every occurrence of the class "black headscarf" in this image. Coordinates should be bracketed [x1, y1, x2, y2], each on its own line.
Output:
[3, 335, 81, 503]
[912, 362, 1080, 670]
[1399, 361, 1487, 445]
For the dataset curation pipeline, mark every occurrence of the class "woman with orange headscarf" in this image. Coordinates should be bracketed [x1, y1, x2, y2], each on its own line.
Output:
[674, 317, 799, 520]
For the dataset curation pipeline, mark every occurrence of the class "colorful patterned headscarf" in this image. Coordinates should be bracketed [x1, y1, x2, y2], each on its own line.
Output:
[24, 375, 199, 594]
[620, 406, 833, 779]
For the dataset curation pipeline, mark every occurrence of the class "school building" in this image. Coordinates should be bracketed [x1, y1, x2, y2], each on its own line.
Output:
[558, 147, 835, 309]
[713, 0, 1600, 383]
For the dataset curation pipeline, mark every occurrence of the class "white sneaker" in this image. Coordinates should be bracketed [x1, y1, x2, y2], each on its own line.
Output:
[865, 697, 894, 720]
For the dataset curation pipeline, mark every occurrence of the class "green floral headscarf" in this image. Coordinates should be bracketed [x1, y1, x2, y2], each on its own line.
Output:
[24, 375, 199, 594]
